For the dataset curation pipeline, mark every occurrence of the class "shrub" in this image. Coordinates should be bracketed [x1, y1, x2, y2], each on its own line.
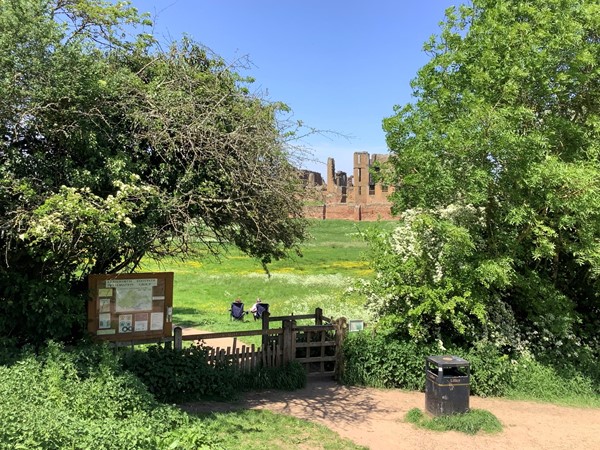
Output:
[120, 344, 307, 403]
[454, 342, 516, 397]
[0, 337, 20, 365]
[342, 331, 437, 390]
[120, 344, 239, 402]
[342, 332, 515, 396]
[248, 361, 307, 391]
[0, 342, 219, 450]
[508, 356, 600, 406]
[0, 275, 86, 345]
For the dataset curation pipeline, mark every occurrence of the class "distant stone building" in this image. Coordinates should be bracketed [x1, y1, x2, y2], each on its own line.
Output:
[302, 151, 396, 221]
[298, 169, 323, 187]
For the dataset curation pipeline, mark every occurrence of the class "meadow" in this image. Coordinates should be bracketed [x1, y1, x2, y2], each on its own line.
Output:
[140, 220, 390, 338]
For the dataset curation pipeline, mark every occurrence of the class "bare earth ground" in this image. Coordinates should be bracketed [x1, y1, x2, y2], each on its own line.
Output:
[180, 329, 600, 450]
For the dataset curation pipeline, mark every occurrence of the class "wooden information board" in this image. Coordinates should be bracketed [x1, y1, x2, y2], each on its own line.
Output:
[88, 272, 173, 342]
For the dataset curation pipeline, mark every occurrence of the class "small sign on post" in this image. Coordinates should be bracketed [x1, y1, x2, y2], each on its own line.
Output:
[88, 272, 174, 343]
[348, 319, 364, 332]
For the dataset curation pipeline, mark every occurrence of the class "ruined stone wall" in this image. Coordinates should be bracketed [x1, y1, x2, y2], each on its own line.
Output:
[298, 169, 324, 186]
[358, 204, 396, 221]
[303, 205, 326, 220]
[303, 204, 395, 221]
[323, 189, 346, 204]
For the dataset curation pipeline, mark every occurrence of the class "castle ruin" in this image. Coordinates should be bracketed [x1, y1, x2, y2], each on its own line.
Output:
[301, 151, 396, 221]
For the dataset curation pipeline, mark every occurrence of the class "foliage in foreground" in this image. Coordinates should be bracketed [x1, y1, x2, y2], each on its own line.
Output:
[0, 341, 355, 450]
[405, 408, 502, 435]
[0, 0, 308, 345]
[342, 332, 600, 406]
[121, 344, 307, 403]
[0, 342, 219, 450]
[365, 0, 600, 367]
[342, 331, 515, 397]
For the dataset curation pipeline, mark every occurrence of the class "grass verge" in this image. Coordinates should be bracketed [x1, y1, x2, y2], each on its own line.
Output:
[197, 409, 368, 450]
[405, 408, 503, 435]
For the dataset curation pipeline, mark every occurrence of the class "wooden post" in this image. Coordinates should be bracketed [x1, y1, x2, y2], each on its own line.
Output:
[282, 319, 296, 365]
[320, 327, 326, 373]
[315, 307, 323, 325]
[262, 310, 270, 350]
[173, 326, 183, 351]
[334, 317, 347, 381]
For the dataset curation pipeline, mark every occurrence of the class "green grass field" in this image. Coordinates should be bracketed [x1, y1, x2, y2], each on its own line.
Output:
[140, 220, 393, 337]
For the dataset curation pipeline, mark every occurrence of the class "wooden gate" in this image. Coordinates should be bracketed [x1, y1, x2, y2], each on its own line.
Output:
[293, 324, 338, 375]
[266, 309, 347, 377]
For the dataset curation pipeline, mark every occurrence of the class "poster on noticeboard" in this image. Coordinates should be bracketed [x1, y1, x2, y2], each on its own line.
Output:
[88, 273, 173, 342]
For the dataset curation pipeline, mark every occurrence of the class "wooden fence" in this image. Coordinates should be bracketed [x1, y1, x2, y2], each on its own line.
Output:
[173, 308, 348, 378]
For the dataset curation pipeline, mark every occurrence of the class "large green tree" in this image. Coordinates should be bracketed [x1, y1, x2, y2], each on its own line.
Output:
[368, 0, 600, 357]
[0, 0, 308, 343]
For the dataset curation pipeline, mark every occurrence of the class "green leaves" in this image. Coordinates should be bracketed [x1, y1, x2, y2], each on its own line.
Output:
[121, 345, 306, 403]
[1, 0, 308, 343]
[0, 342, 222, 449]
[377, 0, 600, 356]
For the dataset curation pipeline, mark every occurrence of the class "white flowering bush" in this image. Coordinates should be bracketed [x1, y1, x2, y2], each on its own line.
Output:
[361, 202, 597, 365]
[361, 203, 556, 349]
[362, 204, 491, 345]
[22, 181, 159, 274]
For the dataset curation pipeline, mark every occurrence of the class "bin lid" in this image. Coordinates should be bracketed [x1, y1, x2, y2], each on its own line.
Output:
[426, 355, 469, 367]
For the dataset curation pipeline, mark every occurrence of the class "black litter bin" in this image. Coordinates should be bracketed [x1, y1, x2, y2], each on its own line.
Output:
[425, 355, 470, 416]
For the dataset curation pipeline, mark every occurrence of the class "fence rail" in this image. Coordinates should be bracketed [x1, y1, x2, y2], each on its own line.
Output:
[181, 328, 284, 341]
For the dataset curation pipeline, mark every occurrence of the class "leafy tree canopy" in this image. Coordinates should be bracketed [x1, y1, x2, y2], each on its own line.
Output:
[0, 0, 308, 343]
[368, 0, 600, 360]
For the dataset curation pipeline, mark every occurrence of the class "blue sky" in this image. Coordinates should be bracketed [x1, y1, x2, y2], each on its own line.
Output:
[128, 0, 459, 175]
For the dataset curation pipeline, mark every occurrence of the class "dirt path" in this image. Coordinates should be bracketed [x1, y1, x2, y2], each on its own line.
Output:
[180, 327, 244, 350]
[178, 328, 600, 449]
[181, 376, 600, 450]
